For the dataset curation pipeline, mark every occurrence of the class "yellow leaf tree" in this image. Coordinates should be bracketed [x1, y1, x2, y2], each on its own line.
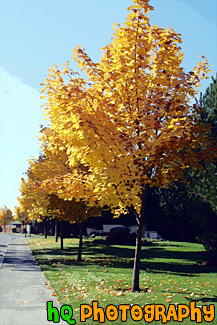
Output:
[26, 127, 101, 256]
[49, 193, 101, 260]
[14, 206, 29, 224]
[17, 176, 51, 237]
[14, 205, 30, 235]
[18, 136, 73, 241]
[41, 0, 216, 291]
[0, 206, 13, 232]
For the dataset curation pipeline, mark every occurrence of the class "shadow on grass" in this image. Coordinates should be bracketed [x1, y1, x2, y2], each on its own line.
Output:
[31, 238, 217, 276]
[186, 296, 217, 303]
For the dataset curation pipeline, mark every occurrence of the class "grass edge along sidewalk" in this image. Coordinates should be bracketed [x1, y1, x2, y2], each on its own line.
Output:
[27, 236, 217, 324]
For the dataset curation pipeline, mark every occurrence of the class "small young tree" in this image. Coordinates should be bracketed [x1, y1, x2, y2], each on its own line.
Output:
[41, 0, 215, 291]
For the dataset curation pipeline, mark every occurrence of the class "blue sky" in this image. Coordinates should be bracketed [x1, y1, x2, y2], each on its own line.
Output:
[0, 0, 217, 213]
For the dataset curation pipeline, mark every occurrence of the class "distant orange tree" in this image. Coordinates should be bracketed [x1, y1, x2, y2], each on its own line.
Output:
[0, 205, 13, 231]
[40, 0, 215, 291]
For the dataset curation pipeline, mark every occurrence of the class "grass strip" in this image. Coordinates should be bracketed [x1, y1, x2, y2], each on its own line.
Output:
[28, 236, 217, 324]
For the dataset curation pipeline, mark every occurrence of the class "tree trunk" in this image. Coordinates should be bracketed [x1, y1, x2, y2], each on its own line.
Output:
[60, 220, 64, 250]
[77, 221, 84, 262]
[131, 187, 149, 292]
[55, 219, 58, 242]
[44, 218, 47, 238]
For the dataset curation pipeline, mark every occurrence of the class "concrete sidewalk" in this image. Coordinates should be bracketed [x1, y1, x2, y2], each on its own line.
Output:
[0, 236, 66, 325]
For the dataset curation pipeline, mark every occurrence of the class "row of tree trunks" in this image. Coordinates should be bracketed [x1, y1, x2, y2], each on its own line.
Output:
[44, 218, 84, 261]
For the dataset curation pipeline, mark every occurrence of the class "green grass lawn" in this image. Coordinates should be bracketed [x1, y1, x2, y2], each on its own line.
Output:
[28, 236, 217, 324]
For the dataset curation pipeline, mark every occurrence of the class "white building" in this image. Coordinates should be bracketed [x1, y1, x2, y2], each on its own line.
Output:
[87, 224, 161, 239]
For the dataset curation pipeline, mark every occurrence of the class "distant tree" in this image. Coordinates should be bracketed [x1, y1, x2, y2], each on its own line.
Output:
[25, 127, 102, 255]
[17, 176, 50, 238]
[49, 194, 101, 260]
[14, 205, 30, 236]
[0, 206, 13, 231]
[14, 206, 29, 224]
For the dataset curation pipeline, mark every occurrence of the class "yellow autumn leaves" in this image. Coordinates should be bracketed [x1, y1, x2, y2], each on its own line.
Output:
[18, 0, 214, 223]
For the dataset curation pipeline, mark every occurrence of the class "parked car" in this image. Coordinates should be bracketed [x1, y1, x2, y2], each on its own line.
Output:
[106, 227, 136, 245]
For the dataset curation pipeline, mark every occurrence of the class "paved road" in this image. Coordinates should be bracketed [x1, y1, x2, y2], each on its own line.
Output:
[0, 234, 67, 325]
